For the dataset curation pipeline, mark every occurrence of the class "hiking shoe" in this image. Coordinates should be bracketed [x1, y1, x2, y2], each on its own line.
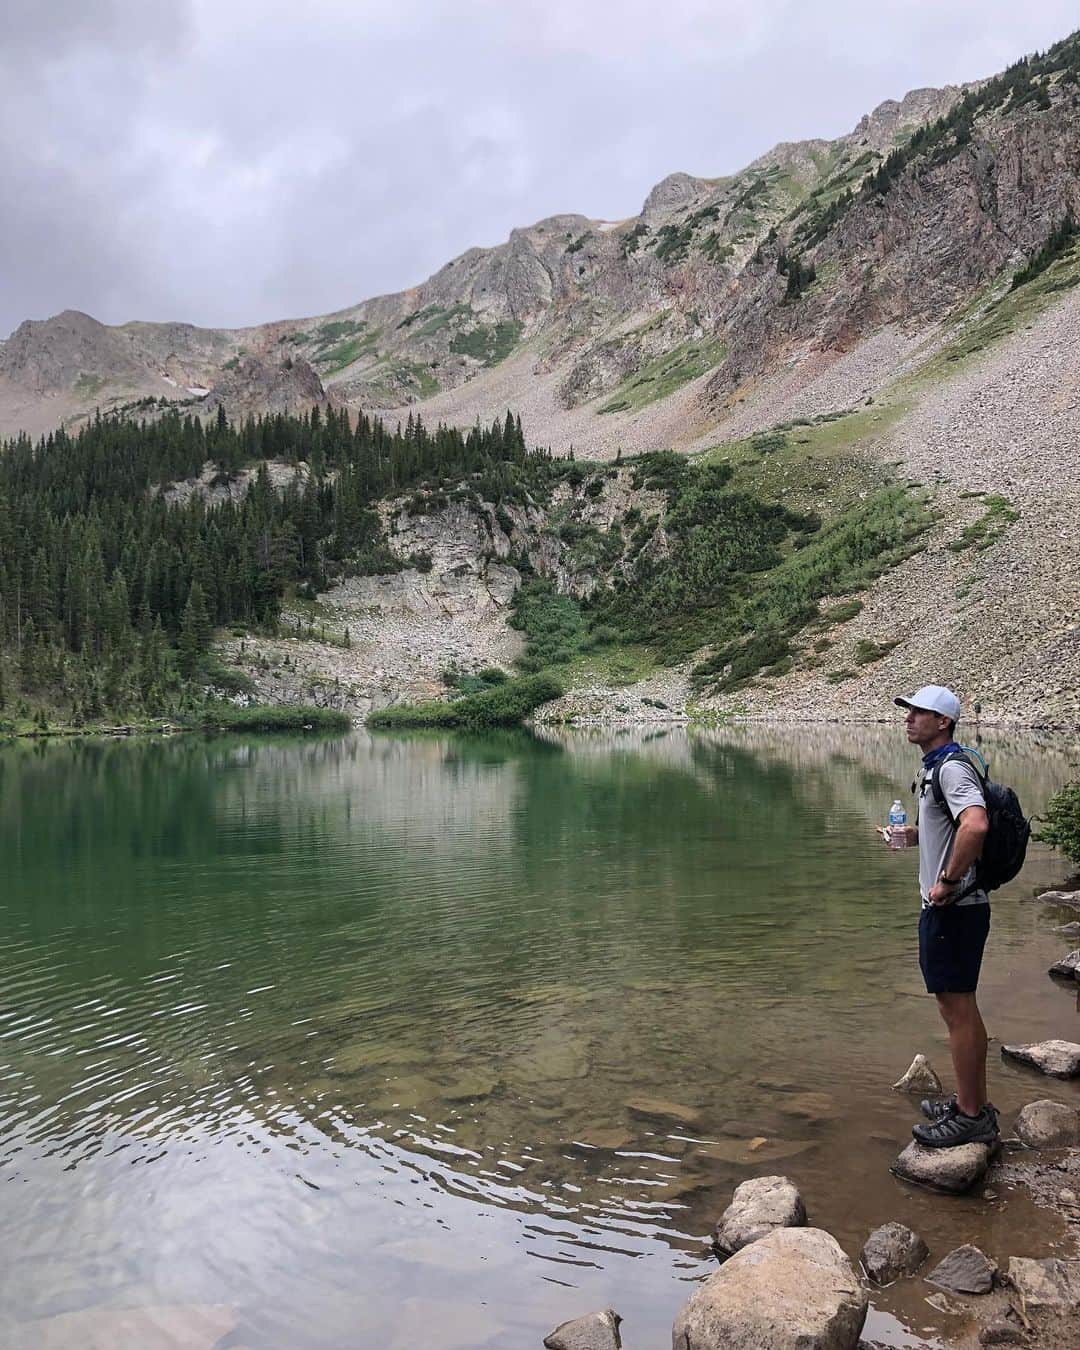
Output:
[920, 1093, 958, 1122]
[912, 1104, 1000, 1149]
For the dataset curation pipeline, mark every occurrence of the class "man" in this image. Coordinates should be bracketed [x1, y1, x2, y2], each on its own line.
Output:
[889, 685, 999, 1147]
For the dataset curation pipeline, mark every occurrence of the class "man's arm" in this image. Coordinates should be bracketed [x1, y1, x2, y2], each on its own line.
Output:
[928, 804, 989, 905]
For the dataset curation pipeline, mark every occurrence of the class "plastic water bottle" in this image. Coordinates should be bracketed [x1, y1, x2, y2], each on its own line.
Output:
[888, 800, 908, 849]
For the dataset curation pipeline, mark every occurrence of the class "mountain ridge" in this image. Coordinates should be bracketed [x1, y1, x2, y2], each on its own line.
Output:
[0, 79, 976, 441]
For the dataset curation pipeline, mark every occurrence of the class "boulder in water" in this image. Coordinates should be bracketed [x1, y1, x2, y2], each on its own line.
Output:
[543, 1308, 622, 1350]
[927, 1243, 997, 1294]
[1000, 1040, 1080, 1079]
[891, 1139, 993, 1193]
[1014, 1099, 1080, 1149]
[860, 1221, 929, 1285]
[712, 1175, 807, 1258]
[892, 1053, 944, 1094]
[1048, 949, 1080, 980]
[673, 1227, 867, 1350]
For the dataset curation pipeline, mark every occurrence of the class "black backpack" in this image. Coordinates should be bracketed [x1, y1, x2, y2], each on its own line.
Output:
[931, 749, 1031, 894]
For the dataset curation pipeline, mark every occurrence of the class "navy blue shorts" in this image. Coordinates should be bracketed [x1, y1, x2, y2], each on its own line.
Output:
[918, 903, 991, 994]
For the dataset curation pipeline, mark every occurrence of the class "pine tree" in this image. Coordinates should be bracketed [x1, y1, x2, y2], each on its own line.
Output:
[177, 581, 211, 679]
[19, 619, 38, 692]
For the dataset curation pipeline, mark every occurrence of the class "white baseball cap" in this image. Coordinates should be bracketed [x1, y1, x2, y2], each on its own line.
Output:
[894, 685, 962, 721]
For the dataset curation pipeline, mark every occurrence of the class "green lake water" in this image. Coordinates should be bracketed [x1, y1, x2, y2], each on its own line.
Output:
[2, 724, 1079, 1349]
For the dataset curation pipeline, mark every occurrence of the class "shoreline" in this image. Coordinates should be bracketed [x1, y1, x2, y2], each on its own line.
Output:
[5, 707, 1080, 741]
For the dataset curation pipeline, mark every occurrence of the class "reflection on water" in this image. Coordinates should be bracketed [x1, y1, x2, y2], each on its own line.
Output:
[1, 726, 1079, 1348]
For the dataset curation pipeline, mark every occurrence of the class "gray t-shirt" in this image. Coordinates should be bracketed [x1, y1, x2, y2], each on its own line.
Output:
[916, 756, 989, 908]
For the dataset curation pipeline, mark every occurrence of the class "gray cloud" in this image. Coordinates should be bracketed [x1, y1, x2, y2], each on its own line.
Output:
[1, 0, 1076, 334]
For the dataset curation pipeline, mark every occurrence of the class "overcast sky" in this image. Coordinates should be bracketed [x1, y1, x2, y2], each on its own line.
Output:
[2, 0, 1075, 335]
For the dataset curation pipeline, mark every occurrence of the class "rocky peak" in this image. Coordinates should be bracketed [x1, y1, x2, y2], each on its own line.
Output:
[0, 309, 140, 395]
[641, 172, 713, 218]
[848, 85, 963, 151]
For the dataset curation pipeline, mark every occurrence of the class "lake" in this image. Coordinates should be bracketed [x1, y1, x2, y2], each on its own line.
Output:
[2, 724, 1079, 1349]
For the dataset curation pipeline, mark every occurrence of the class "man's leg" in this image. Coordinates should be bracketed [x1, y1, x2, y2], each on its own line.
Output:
[934, 991, 987, 1116]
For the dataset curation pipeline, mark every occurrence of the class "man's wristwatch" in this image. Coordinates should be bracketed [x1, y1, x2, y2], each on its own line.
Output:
[939, 869, 959, 887]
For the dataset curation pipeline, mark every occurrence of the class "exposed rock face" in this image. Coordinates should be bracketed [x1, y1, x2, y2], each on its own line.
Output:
[641, 172, 714, 218]
[891, 1139, 993, 1193]
[672, 1227, 867, 1350]
[927, 1244, 998, 1294]
[892, 1054, 944, 1094]
[712, 1176, 807, 1258]
[860, 1222, 929, 1285]
[201, 354, 337, 420]
[1014, 1100, 1080, 1149]
[1001, 1040, 1080, 1079]
[543, 1309, 622, 1350]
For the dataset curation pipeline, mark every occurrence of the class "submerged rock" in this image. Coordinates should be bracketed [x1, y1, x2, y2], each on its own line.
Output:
[777, 1090, 839, 1122]
[891, 1139, 993, 1193]
[927, 1243, 997, 1294]
[860, 1221, 928, 1285]
[1000, 1040, 1080, 1079]
[689, 1137, 817, 1168]
[624, 1096, 704, 1130]
[712, 1175, 807, 1258]
[543, 1308, 622, 1350]
[1014, 1100, 1080, 1149]
[1051, 921, 1080, 935]
[570, 1128, 634, 1151]
[892, 1054, 943, 1095]
[1005, 1256, 1080, 1311]
[673, 1227, 867, 1350]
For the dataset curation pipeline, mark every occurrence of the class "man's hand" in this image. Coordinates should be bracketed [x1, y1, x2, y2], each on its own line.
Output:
[877, 825, 918, 846]
[928, 879, 958, 906]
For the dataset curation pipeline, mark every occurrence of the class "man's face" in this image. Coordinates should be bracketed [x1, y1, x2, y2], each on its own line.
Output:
[904, 706, 949, 747]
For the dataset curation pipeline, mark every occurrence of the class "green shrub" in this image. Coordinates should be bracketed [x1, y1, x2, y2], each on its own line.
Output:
[202, 660, 257, 695]
[196, 704, 351, 732]
[821, 599, 864, 624]
[509, 578, 589, 668]
[1011, 215, 1077, 290]
[367, 673, 563, 730]
[948, 495, 1020, 552]
[1036, 781, 1080, 864]
[853, 638, 899, 665]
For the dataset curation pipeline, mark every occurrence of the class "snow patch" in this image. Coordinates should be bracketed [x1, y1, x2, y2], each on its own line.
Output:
[160, 373, 178, 386]
[187, 386, 211, 397]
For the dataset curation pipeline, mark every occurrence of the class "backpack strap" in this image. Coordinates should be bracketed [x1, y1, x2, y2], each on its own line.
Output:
[930, 750, 987, 830]
[931, 750, 990, 903]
